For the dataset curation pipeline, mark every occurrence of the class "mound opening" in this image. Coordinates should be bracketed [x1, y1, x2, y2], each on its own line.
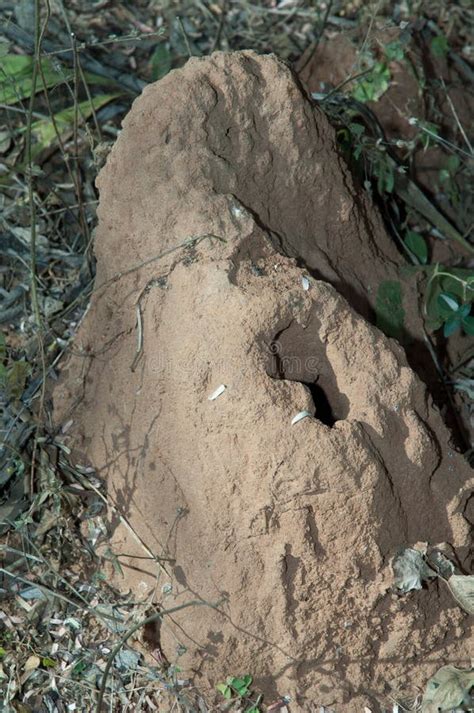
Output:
[265, 317, 349, 428]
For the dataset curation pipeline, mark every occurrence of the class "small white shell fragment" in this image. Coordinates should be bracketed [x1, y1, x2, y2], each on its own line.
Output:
[301, 275, 310, 291]
[208, 384, 226, 401]
[61, 419, 73, 434]
[291, 410, 312, 425]
[230, 203, 244, 219]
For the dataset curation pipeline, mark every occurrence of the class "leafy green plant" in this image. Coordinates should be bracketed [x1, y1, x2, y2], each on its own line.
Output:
[435, 293, 473, 337]
[352, 60, 390, 103]
[384, 39, 406, 62]
[404, 230, 428, 264]
[216, 674, 262, 711]
[424, 265, 474, 337]
[409, 117, 441, 151]
[339, 121, 396, 195]
[350, 39, 407, 105]
[329, 101, 472, 350]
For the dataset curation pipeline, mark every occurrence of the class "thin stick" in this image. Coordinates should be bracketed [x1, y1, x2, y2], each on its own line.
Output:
[131, 303, 143, 372]
[70, 472, 171, 577]
[357, 0, 381, 69]
[94, 234, 225, 296]
[57, 0, 102, 139]
[177, 16, 193, 57]
[441, 79, 473, 155]
[25, 0, 49, 495]
[25, 0, 43, 333]
[210, 0, 227, 54]
[71, 31, 91, 248]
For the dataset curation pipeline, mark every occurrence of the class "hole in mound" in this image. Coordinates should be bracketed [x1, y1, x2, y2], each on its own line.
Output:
[303, 381, 338, 427]
[265, 315, 349, 428]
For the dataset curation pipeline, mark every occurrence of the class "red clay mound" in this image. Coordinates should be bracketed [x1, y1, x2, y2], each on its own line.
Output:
[55, 52, 473, 710]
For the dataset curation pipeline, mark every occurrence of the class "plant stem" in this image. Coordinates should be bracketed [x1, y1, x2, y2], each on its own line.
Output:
[25, 0, 42, 332]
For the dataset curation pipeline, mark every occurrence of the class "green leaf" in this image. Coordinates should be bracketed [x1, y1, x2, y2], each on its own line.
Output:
[352, 62, 391, 103]
[27, 93, 119, 158]
[0, 55, 72, 105]
[462, 315, 474, 335]
[457, 303, 471, 319]
[439, 168, 450, 184]
[431, 34, 449, 59]
[348, 122, 365, 138]
[41, 657, 56, 668]
[417, 120, 440, 150]
[150, 43, 172, 81]
[0, 54, 110, 106]
[0, 647, 6, 657]
[438, 292, 459, 313]
[336, 128, 352, 154]
[446, 155, 460, 174]
[230, 674, 253, 697]
[216, 683, 232, 700]
[431, 269, 474, 306]
[404, 231, 428, 264]
[375, 280, 405, 339]
[73, 660, 88, 676]
[443, 315, 461, 337]
[377, 161, 394, 194]
[385, 40, 405, 61]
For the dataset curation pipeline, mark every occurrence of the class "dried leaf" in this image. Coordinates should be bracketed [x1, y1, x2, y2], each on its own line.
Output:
[115, 649, 141, 671]
[24, 654, 40, 672]
[392, 548, 437, 592]
[428, 549, 455, 579]
[422, 664, 473, 712]
[446, 574, 474, 614]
